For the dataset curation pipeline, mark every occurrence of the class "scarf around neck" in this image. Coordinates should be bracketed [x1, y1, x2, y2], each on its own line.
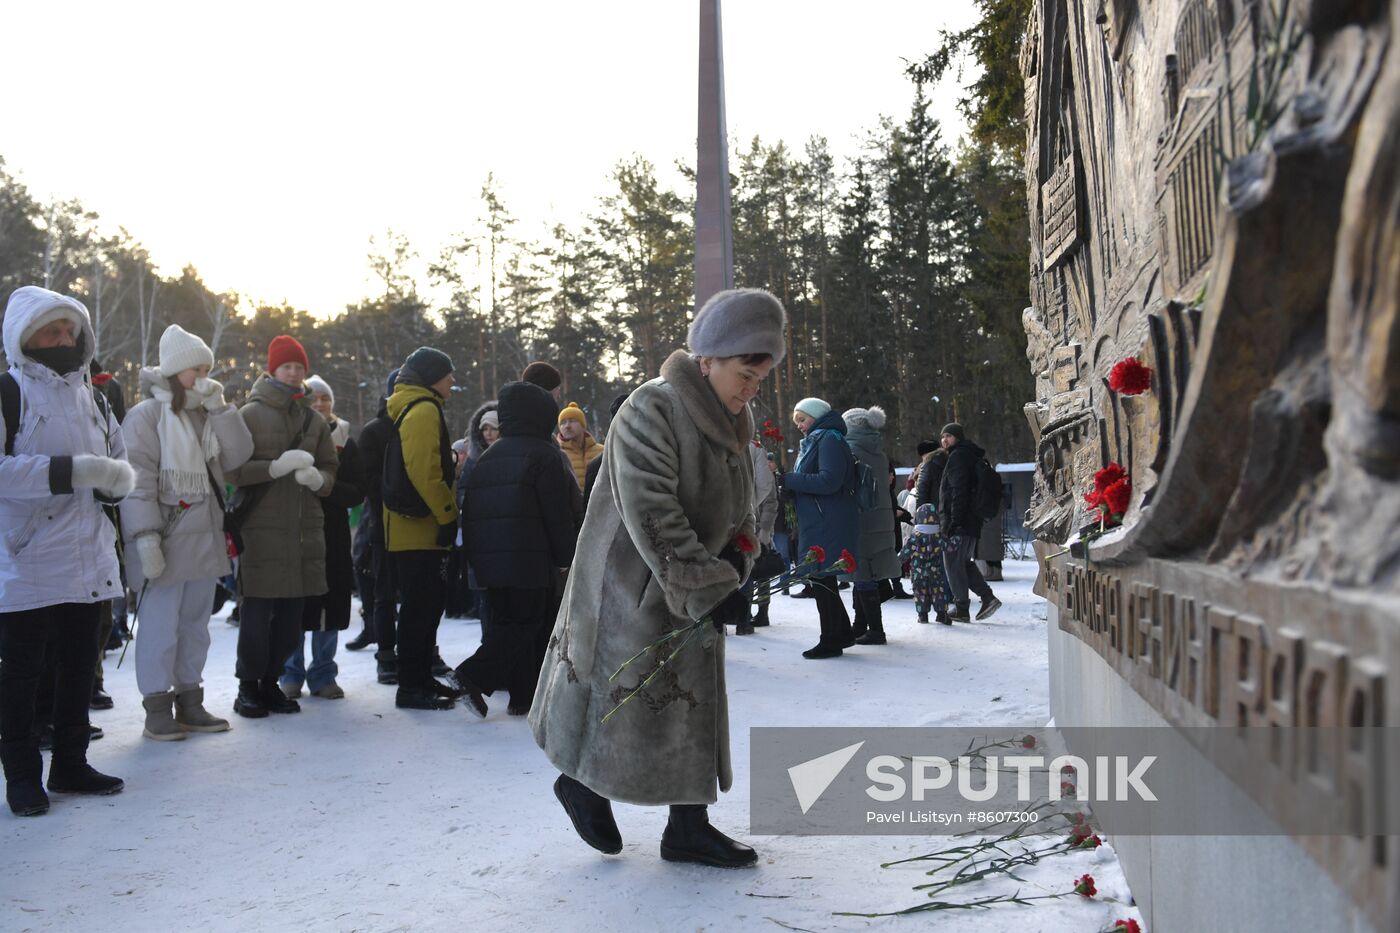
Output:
[149, 383, 220, 504]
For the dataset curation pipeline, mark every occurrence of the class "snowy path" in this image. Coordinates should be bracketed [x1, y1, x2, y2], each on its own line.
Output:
[3, 560, 1143, 932]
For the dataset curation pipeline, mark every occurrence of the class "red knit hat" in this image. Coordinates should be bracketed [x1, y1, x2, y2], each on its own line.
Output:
[267, 335, 309, 374]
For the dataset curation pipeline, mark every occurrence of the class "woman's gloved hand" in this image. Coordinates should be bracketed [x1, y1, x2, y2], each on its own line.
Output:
[268, 449, 314, 479]
[136, 534, 165, 579]
[71, 454, 136, 499]
[293, 466, 324, 491]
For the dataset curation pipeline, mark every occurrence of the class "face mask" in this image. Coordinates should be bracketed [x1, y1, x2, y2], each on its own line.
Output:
[27, 344, 85, 375]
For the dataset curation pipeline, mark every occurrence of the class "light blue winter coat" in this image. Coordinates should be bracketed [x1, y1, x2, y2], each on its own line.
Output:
[0, 287, 128, 613]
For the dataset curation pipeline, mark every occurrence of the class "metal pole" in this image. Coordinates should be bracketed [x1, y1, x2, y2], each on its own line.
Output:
[695, 0, 734, 310]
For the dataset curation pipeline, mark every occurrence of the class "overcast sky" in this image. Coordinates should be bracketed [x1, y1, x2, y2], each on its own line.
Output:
[1, 1, 979, 316]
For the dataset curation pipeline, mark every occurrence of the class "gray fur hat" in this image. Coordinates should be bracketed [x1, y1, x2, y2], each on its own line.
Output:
[687, 288, 787, 363]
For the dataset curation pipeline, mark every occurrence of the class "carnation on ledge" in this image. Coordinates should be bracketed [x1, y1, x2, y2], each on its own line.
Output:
[1073, 873, 1097, 897]
[1108, 356, 1152, 395]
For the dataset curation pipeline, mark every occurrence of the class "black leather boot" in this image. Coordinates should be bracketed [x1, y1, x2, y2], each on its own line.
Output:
[344, 629, 375, 652]
[851, 591, 868, 638]
[261, 678, 301, 714]
[752, 603, 770, 627]
[660, 804, 757, 867]
[554, 773, 622, 854]
[376, 650, 399, 685]
[233, 680, 268, 718]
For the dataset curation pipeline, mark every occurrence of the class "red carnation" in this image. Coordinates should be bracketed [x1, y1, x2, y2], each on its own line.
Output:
[806, 545, 826, 565]
[1103, 477, 1132, 516]
[1112, 921, 1142, 933]
[1084, 489, 1103, 509]
[1069, 810, 1087, 825]
[1073, 873, 1097, 897]
[1093, 462, 1127, 492]
[178, 500, 192, 510]
[91, 372, 113, 385]
[1074, 831, 1103, 849]
[734, 532, 757, 555]
[763, 420, 774, 428]
[1021, 734, 1036, 749]
[1108, 357, 1153, 395]
[838, 548, 856, 572]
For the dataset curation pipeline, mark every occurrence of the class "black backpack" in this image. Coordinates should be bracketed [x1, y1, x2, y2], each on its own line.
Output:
[973, 457, 1004, 521]
[1, 370, 112, 456]
[382, 396, 452, 519]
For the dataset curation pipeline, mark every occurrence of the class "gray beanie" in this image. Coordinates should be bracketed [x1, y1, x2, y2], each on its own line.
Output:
[399, 347, 454, 387]
[687, 288, 787, 363]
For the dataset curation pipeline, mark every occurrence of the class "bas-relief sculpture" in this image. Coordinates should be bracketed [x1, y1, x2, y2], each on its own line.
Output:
[1020, 0, 1400, 923]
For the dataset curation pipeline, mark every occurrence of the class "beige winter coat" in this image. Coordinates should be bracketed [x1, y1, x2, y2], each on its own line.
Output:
[530, 350, 756, 805]
[119, 369, 254, 589]
[224, 376, 338, 599]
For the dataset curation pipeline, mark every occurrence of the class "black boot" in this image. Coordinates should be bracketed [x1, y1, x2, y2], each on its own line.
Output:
[553, 773, 622, 854]
[752, 603, 770, 627]
[395, 686, 454, 710]
[450, 668, 489, 718]
[660, 804, 757, 867]
[854, 591, 886, 645]
[431, 647, 451, 678]
[344, 629, 375, 652]
[46, 761, 124, 796]
[891, 582, 914, 599]
[233, 680, 268, 718]
[90, 686, 114, 710]
[2, 743, 49, 816]
[851, 592, 868, 638]
[376, 650, 399, 685]
[735, 618, 755, 635]
[261, 679, 301, 714]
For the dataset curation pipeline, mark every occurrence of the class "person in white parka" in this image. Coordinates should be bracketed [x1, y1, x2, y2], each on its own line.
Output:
[119, 325, 253, 741]
[0, 286, 135, 817]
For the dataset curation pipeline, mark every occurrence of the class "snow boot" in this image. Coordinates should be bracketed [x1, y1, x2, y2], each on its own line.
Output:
[752, 603, 770, 627]
[853, 591, 886, 645]
[917, 612, 929, 624]
[395, 686, 454, 711]
[233, 680, 268, 718]
[90, 686, 114, 710]
[46, 761, 124, 796]
[735, 618, 755, 635]
[660, 804, 757, 868]
[260, 678, 300, 714]
[376, 650, 399, 685]
[554, 773, 622, 854]
[975, 596, 1002, 621]
[175, 686, 230, 733]
[2, 743, 49, 816]
[851, 593, 868, 638]
[141, 693, 187, 742]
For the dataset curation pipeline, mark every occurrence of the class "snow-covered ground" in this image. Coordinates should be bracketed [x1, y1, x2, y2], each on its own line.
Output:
[3, 560, 1144, 932]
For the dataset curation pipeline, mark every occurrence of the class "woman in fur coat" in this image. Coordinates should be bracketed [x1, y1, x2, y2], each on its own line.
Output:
[531, 289, 787, 869]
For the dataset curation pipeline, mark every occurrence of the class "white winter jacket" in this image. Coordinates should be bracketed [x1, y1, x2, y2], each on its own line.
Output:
[0, 287, 128, 613]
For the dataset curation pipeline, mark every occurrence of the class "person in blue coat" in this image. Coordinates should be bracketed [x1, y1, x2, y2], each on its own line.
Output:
[783, 397, 860, 659]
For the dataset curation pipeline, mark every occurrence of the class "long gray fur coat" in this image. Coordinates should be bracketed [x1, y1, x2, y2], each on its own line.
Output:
[530, 350, 756, 805]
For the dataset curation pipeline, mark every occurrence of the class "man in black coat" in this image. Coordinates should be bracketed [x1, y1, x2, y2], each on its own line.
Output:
[454, 380, 580, 716]
[937, 423, 1000, 623]
[350, 369, 400, 683]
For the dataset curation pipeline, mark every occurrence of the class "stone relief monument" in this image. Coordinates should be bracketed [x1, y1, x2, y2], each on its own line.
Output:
[1020, 0, 1399, 928]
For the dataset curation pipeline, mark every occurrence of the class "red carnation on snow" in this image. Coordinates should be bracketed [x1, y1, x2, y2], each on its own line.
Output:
[1111, 921, 1142, 933]
[1108, 357, 1153, 395]
[1073, 873, 1097, 898]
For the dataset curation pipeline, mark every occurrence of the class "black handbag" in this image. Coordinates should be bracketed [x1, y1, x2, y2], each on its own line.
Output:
[752, 543, 788, 581]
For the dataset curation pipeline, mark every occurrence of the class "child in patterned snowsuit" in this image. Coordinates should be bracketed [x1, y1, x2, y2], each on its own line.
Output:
[898, 504, 954, 624]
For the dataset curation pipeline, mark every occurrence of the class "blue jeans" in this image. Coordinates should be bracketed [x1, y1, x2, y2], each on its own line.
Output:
[282, 631, 339, 691]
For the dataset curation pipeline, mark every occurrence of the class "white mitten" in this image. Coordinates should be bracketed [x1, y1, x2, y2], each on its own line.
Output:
[293, 466, 324, 491]
[195, 377, 226, 411]
[136, 534, 166, 579]
[71, 454, 136, 499]
[268, 449, 315, 479]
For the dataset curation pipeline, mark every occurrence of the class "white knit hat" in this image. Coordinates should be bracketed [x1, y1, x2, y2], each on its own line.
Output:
[794, 397, 832, 420]
[479, 410, 500, 429]
[304, 374, 334, 405]
[158, 324, 214, 377]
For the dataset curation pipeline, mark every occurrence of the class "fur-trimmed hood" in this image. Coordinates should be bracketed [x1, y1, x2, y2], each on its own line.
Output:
[466, 399, 499, 462]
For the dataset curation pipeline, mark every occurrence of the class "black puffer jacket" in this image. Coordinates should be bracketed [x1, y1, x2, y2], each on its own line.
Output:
[357, 402, 393, 513]
[916, 448, 948, 509]
[938, 439, 986, 538]
[462, 381, 579, 590]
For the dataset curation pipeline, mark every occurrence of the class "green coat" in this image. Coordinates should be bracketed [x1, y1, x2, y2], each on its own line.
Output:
[530, 350, 756, 806]
[225, 376, 338, 598]
[383, 382, 458, 552]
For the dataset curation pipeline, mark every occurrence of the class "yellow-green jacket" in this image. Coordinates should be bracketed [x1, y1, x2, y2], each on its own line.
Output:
[383, 382, 458, 552]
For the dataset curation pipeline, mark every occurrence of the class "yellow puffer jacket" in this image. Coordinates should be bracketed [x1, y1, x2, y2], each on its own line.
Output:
[559, 432, 604, 489]
[383, 383, 458, 552]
